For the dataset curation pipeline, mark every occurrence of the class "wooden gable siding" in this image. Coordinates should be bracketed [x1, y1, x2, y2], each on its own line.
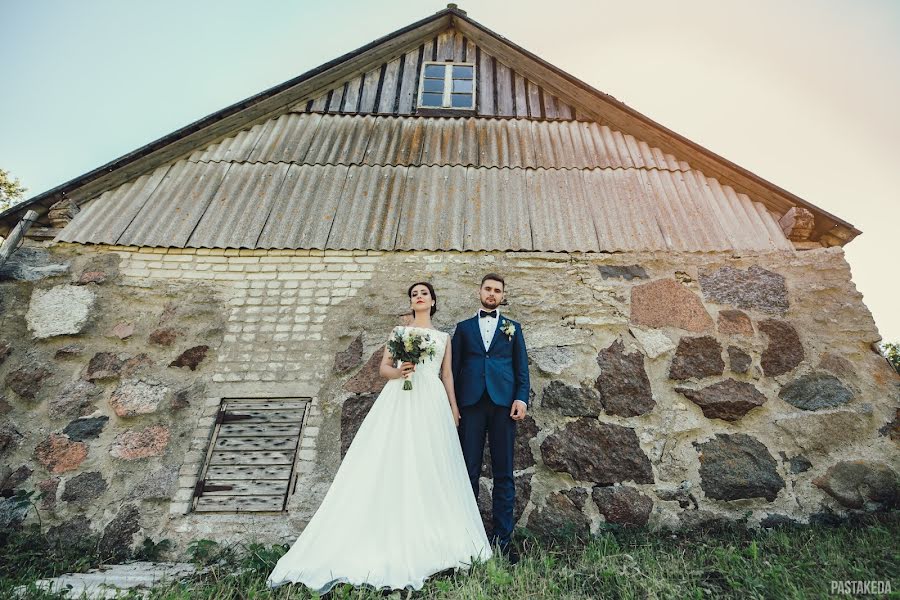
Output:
[297, 29, 577, 120]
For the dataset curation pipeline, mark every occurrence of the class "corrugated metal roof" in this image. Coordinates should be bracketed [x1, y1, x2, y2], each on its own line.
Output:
[57, 158, 793, 252]
[184, 113, 692, 172]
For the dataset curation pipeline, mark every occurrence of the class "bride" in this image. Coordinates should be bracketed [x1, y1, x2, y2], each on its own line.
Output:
[267, 282, 492, 592]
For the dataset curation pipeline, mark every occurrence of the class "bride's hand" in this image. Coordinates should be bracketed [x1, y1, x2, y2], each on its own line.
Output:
[451, 405, 460, 427]
[399, 362, 416, 378]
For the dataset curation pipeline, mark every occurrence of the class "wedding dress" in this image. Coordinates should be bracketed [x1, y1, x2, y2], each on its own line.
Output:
[267, 326, 492, 592]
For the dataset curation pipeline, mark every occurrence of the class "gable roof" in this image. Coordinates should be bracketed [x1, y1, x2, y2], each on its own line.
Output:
[0, 6, 859, 246]
[55, 113, 794, 252]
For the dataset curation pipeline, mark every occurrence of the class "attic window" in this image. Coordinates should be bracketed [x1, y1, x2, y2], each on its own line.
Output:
[418, 62, 476, 110]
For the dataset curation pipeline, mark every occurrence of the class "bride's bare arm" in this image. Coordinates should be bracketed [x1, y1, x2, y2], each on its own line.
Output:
[441, 338, 461, 426]
[379, 346, 414, 380]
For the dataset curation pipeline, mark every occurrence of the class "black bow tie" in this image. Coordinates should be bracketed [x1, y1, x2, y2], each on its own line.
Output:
[479, 310, 497, 319]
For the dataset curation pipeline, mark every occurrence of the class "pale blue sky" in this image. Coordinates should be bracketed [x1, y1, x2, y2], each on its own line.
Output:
[2, 0, 898, 340]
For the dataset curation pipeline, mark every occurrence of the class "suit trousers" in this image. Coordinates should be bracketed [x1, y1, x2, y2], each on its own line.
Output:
[458, 390, 517, 545]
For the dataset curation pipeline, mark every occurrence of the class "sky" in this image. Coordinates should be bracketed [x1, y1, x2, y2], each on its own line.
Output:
[1, 0, 897, 341]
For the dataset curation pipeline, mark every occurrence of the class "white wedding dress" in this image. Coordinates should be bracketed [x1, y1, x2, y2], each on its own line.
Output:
[267, 326, 492, 592]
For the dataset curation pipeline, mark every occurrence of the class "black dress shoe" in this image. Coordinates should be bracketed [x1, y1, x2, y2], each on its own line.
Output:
[496, 541, 520, 565]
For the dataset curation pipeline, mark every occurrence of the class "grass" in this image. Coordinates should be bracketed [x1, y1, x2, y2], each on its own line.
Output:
[2, 512, 897, 599]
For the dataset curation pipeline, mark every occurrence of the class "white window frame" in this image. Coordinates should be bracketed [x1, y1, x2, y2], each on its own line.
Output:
[417, 61, 477, 110]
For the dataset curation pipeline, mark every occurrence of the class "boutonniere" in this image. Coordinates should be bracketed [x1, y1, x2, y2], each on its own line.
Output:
[501, 320, 516, 340]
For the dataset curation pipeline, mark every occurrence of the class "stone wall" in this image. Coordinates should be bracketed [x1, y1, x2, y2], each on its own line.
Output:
[1, 243, 897, 553]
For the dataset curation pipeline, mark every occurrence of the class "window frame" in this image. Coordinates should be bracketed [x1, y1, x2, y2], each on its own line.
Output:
[417, 61, 477, 111]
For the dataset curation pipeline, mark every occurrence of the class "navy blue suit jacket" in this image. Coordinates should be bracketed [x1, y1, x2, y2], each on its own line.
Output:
[452, 315, 530, 408]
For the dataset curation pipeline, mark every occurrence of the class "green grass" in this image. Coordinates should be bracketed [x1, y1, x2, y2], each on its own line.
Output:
[3, 512, 898, 599]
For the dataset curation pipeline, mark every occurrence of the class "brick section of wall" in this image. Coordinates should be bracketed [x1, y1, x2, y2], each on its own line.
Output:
[103, 247, 377, 518]
[115, 249, 380, 384]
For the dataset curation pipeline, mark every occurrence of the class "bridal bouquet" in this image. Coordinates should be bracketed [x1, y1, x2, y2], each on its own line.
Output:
[387, 328, 437, 390]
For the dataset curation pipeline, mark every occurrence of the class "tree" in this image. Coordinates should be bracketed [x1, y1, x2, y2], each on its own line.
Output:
[0, 168, 27, 212]
[883, 342, 900, 375]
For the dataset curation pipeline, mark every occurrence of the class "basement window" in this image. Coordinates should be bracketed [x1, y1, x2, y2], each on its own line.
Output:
[192, 397, 309, 513]
[418, 62, 476, 110]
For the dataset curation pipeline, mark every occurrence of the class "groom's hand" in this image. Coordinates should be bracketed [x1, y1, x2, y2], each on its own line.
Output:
[510, 400, 527, 421]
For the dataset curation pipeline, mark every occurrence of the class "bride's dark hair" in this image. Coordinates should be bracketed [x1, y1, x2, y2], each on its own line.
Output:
[408, 282, 437, 316]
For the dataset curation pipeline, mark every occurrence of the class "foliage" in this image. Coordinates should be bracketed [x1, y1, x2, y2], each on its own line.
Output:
[882, 342, 900, 374]
[136, 538, 174, 562]
[2, 513, 897, 598]
[0, 167, 27, 212]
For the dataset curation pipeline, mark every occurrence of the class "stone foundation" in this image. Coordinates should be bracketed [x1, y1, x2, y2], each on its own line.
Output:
[1, 243, 897, 550]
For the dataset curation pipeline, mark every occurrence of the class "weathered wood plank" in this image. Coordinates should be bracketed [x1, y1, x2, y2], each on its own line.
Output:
[495, 61, 514, 117]
[544, 93, 559, 119]
[358, 67, 381, 113]
[225, 400, 308, 411]
[343, 76, 363, 113]
[310, 94, 328, 112]
[478, 51, 494, 116]
[213, 436, 298, 451]
[527, 80, 542, 119]
[205, 465, 292, 480]
[464, 39, 477, 64]
[327, 85, 345, 113]
[397, 47, 421, 114]
[219, 410, 305, 423]
[208, 451, 295, 465]
[436, 30, 455, 61]
[217, 423, 302, 438]
[202, 479, 290, 496]
[195, 495, 285, 512]
[452, 31, 466, 61]
[557, 101, 573, 120]
[514, 73, 528, 118]
[378, 58, 401, 114]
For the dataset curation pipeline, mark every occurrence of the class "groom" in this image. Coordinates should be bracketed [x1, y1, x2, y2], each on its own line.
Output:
[452, 273, 530, 561]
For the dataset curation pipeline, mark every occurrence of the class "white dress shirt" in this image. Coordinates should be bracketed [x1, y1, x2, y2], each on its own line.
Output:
[478, 308, 500, 351]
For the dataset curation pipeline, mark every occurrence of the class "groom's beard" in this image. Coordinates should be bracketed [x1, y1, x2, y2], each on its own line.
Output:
[481, 299, 500, 309]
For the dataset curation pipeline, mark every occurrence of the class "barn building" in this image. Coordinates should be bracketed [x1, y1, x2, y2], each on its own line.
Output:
[1, 6, 897, 552]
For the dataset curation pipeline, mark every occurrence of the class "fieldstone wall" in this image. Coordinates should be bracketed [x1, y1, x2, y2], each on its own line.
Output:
[0, 242, 897, 553]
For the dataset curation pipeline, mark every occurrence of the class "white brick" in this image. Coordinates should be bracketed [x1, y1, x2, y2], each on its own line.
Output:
[181, 271, 211, 279]
[228, 257, 260, 264]
[122, 269, 151, 277]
